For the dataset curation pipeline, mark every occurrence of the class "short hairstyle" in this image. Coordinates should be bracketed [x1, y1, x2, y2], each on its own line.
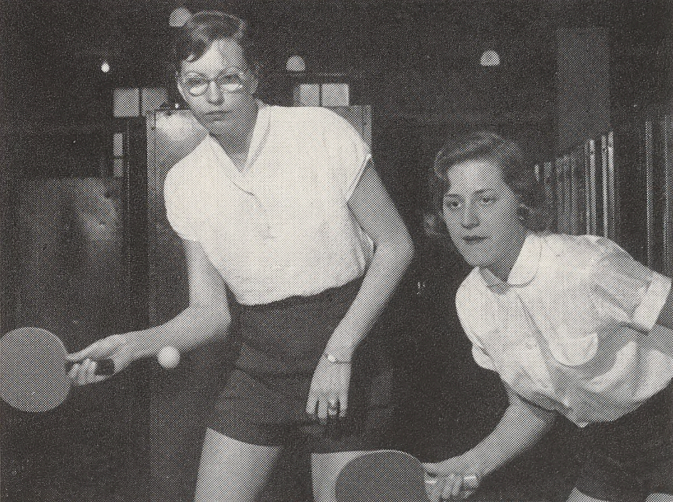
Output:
[172, 10, 261, 75]
[426, 131, 551, 240]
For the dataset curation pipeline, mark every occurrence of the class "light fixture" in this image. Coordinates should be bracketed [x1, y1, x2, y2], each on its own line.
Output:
[286, 55, 306, 72]
[101, 60, 111, 73]
[480, 49, 500, 67]
[169, 7, 192, 27]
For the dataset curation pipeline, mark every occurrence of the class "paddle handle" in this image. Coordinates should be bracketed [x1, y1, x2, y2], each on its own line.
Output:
[65, 359, 115, 376]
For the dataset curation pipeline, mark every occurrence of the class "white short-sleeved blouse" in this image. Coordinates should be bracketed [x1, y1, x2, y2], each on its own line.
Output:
[164, 103, 374, 305]
[456, 232, 673, 426]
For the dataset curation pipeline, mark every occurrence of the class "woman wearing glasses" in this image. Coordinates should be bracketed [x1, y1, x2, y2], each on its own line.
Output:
[68, 10, 414, 502]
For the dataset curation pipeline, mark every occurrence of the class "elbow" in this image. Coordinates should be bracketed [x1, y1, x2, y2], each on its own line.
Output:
[376, 232, 414, 272]
[399, 231, 415, 269]
[192, 302, 231, 339]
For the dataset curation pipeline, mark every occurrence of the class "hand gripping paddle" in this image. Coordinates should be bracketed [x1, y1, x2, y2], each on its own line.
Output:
[0, 327, 114, 412]
[335, 449, 479, 502]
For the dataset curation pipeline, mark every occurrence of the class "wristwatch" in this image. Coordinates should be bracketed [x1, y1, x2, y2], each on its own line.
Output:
[323, 352, 351, 364]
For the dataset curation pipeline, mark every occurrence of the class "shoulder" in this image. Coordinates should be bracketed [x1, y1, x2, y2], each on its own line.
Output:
[456, 268, 487, 307]
[165, 138, 215, 193]
[540, 233, 625, 268]
[270, 105, 352, 130]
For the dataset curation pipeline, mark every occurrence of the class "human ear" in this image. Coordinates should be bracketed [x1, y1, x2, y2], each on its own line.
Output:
[517, 203, 530, 222]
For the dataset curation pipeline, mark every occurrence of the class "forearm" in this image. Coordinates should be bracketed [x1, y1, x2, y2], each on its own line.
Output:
[462, 399, 556, 477]
[325, 236, 414, 357]
[125, 303, 231, 361]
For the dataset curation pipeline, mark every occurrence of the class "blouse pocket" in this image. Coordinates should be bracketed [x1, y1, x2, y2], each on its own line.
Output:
[547, 323, 599, 367]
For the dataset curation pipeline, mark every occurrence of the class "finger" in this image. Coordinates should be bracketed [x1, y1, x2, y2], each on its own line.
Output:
[424, 473, 439, 501]
[77, 359, 106, 385]
[74, 359, 93, 386]
[441, 473, 459, 500]
[68, 362, 82, 384]
[430, 476, 446, 502]
[317, 398, 329, 424]
[84, 358, 99, 381]
[327, 395, 340, 417]
[338, 389, 348, 418]
[461, 489, 476, 500]
[66, 345, 98, 362]
[305, 392, 318, 417]
[422, 462, 440, 475]
[450, 473, 464, 499]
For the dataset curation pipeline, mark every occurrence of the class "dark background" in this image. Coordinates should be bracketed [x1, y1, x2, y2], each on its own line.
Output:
[1, 1, 671, 501]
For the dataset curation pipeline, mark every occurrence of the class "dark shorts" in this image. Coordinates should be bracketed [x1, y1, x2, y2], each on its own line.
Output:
[575, 382, 673, 502]
[207, 278, 393, 453]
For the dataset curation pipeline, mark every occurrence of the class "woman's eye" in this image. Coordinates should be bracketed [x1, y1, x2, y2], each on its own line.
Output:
[216, 74, 241, 85]
[185, 76, 207, 86]
[480, 196, 495, 205]
[444, 199, 461, 210]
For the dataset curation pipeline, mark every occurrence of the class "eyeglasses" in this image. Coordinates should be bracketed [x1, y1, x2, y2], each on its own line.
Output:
[178, 68, 250, 96]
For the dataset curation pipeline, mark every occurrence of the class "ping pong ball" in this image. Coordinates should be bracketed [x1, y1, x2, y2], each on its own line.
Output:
[158, 346, 180, 369]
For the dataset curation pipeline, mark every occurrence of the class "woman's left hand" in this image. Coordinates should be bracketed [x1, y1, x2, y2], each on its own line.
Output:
[305, 355, 352, 424]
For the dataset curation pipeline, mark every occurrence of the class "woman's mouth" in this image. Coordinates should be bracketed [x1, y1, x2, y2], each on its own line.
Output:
[205, 111, 229, 120]
[463, 236, 487, 244]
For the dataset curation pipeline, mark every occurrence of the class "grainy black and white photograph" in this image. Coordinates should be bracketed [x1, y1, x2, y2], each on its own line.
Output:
[1, 1, 672, 501]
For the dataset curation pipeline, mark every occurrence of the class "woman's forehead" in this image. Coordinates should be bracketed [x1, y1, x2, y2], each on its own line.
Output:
[182, 38, 245, 72]
[445, 159, 506, 190]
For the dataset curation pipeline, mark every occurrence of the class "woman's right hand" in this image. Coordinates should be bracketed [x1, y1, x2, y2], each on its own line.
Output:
[66, 334, 134, 386]
[422, 455, 483, 501]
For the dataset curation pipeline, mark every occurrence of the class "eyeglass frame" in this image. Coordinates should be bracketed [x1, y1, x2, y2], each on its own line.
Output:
[176, 67, 253, 97]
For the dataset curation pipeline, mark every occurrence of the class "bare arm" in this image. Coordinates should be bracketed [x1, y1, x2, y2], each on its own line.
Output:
[68, 239, 231, 382]
[424, 384, 556, 500]
[463, 385, 557, 476]
[305, 162, 414, 420]
[125, 239, 231, 358]
[323, 162, 415, 358]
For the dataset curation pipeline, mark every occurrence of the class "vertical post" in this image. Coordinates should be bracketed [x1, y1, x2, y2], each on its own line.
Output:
[605, 132, 617, 241]
[601, 135, 610, 238]
[645, 121, 655, 268]
[587, 139, 598, 235]
[663, 115, 673, 276]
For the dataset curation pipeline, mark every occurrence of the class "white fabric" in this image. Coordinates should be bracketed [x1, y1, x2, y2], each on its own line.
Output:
[164, 103, 373, 305]
[456, 232, 673, 426]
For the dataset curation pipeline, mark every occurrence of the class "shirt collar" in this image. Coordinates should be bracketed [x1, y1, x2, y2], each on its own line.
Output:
[479, 232, 541, 288]
[205, 100, 270, 176]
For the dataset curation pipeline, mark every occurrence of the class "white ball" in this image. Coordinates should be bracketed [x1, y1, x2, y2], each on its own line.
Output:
[158, 346, 180, 369]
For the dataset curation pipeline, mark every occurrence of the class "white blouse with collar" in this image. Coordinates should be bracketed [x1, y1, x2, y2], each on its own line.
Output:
[456, 232, 673, 426]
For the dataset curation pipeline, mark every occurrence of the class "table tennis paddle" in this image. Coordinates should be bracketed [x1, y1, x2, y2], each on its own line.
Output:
[0, 327, 114, 412]
[335, 449, 429, 502]
[335, 449, 479, 502]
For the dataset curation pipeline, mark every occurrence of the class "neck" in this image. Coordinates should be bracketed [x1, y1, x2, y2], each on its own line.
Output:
[213, 100, 258, 158]
[487, 229, 529, 282]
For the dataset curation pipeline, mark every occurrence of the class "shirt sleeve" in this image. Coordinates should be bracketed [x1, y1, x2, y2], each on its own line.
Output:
[318, 108, 372, 200]
[456, 285, 498, 372]
[163, 165, 200, 241]
[589, 239, 672, 332]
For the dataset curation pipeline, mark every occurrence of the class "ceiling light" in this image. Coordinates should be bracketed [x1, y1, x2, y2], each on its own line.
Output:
[169, 7, 192, 28]
[480, 49, 500, 67]
[286, 55, 306, 72]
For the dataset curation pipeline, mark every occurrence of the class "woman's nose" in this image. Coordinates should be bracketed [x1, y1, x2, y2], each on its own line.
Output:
[461, 204, 479, 228]
[205, 81, 224, 104]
